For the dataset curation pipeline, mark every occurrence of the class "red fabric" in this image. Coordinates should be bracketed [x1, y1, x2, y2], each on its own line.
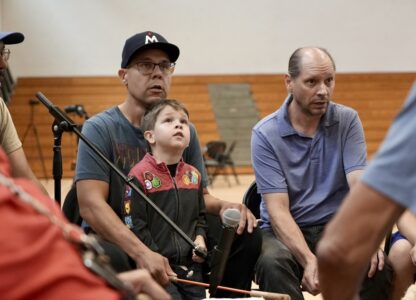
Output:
[0, 149, 120, 300]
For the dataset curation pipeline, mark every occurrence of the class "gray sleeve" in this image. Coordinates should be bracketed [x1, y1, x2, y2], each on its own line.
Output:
[183, 123, 209, 188]
[75, 118, 112, 182]
[362, 84, 416, 212]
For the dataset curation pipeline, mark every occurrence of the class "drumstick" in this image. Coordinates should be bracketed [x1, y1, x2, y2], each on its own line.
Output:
[170, 277, 291, 300]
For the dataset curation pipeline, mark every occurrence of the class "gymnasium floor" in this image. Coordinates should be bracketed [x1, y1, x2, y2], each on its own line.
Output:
[43, 175, 322, 300]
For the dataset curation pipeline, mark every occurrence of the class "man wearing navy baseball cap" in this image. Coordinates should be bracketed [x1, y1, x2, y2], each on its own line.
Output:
[121, 31, 179, 68]
[0, 31, 25, 87]
[0, 31, 47, 195]
[73, 30, 261, 297]
[0, 31, 24, 45]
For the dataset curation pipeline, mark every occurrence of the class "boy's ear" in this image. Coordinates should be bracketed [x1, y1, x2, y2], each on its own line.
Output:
[144, 130, 155, 145]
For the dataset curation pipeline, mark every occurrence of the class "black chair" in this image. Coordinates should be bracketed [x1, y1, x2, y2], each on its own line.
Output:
[203, 140, 239, 186]
[242, 181, 261, 219]
[62, 185, 83, 226]
[242, 181, 261, 285]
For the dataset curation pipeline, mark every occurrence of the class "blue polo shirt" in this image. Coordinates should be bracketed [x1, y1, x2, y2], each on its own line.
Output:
[251, 96, 367, 228]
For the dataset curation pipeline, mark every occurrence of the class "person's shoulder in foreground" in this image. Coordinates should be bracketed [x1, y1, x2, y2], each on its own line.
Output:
[317, 82, 416, 300]
[0, 31, 25, 154]
[361, 82, 416, 212]
[0, 147, 170, 300]
[0, 31, 48, 195]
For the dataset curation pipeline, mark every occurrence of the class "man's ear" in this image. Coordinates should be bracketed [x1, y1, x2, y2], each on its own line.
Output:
[284, 74, 293, 94]
[144, 130, 155, 145]
[118, 69, 128, 85]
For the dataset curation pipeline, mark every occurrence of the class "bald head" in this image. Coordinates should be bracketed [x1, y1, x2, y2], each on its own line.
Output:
[288, 47, 336, 79]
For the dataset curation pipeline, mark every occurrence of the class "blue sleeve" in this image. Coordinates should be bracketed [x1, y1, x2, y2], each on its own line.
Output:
[183, 123, 209, 188]
[362, 84, 416, 213]
[75, 118, 111, 182]
[251, 128, 287, 194]
[343, 110, 367, 174]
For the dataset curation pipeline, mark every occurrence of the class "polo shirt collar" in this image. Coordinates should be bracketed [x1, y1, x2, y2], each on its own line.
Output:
[277, 95, 339, 137]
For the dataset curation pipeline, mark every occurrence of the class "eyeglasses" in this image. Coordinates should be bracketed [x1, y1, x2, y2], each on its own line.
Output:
[133, 61, 176, 75]
[1, 48, 10, 61]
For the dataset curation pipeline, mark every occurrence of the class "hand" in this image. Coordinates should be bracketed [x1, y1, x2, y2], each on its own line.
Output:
[219, 202, 258, 235]
[135, 249, 176, 286]
[192, 235, 207, 263]
[117, 269, 171, 300]
[367, 248, 385, 278]
[301, 257, 320, 295]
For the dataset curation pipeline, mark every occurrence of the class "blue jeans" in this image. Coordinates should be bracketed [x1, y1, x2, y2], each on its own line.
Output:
[256, 226, 393, 300]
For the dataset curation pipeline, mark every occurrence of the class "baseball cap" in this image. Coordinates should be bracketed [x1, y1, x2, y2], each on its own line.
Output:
[121, 31, 180, 68]
[0, 32, 25, 45]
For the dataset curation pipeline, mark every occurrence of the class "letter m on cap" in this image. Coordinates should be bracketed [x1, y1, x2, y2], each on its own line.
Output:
[145, 34, 158, 44]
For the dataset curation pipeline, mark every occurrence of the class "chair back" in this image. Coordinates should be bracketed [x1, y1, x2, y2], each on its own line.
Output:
[205, 141, 227, 162]
[204, 140, 239, 186]
[242, 181, 261, 219]
[62, 185, 83, 225]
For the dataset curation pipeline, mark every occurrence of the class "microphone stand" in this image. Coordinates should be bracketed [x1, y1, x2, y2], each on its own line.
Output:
[36, 92, 207, 259]
[52, 120, 64, 203]
[208, 226, 235, 297]
[208, 209, 240, 297]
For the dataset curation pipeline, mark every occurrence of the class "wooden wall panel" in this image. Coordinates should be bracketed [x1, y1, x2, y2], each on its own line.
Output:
[8, 73, 416, 178]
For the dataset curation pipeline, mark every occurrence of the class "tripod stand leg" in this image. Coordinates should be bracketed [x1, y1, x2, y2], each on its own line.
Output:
[22, 101, 49, 180]
[22, 123, 32, 142]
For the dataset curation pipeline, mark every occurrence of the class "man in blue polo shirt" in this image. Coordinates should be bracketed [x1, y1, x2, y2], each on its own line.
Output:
[251, 47, 392, 300]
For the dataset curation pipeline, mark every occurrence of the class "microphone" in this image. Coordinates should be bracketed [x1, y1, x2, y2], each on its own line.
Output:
[209, 208, 241, 297]
[64, 104, 87, 117]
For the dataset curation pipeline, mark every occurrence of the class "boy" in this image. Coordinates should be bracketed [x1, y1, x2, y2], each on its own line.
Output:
[122, 99, 207, 299]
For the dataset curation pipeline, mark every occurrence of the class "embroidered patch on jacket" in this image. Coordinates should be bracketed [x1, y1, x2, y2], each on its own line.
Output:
[144, 171, 153, 181]
[143, 171, 162, 189]
[182, 170, 199, 185]
[151, 176, 161, 188]
[191, 170, 199, 184]
[125, 185, 132, 198]
[124, 199, 131, 215]
[144, 179, 152, 190]
[124, 215, 133, 228]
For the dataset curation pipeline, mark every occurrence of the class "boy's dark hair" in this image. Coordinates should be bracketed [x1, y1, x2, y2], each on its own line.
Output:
[141, 99, 189, 133]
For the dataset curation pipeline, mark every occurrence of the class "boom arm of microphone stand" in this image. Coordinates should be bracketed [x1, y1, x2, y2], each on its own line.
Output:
[35, 92, 207, 260]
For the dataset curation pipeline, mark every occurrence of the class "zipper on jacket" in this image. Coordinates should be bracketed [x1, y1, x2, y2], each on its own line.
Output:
[171, 175, 182, 261]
